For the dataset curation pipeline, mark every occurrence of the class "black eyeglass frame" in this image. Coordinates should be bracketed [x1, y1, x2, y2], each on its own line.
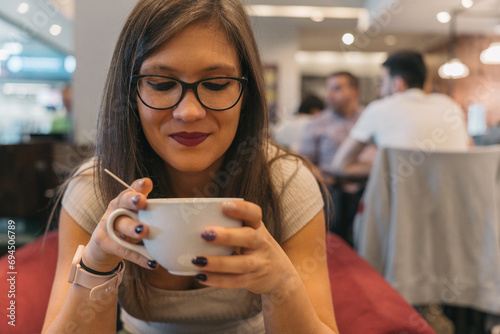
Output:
[132, 75, 248, 111]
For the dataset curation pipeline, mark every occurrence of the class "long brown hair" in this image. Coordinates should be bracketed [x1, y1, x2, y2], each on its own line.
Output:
[96, 0, 281, 235]
[95, 0, 283, 317]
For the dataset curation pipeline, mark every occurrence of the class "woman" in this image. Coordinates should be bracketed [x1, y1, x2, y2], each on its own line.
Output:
[43, 0, 338, 333]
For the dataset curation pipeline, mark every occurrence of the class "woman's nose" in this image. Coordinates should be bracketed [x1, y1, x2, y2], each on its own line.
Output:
[172, 90, 206, 122]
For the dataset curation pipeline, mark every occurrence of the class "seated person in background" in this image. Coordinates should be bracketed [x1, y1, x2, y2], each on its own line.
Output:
[299, 72, 373, 240]
[332, 51, 470, 177]
[299, 71, 364, 175]
[273, 94, 324, 153]
[42, 0, 339, 333]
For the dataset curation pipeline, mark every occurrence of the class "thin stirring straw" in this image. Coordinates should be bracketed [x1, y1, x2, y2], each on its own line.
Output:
[104, 168, 135, 191]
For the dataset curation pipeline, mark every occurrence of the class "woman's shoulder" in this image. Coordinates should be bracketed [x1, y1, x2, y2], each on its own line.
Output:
[266, 143, 324, 241]
[267, 143, 319, 194]
[267, 143, 301, 171]
[74, 157, 97, 175]
[63, 157, 97, 192]
[61, 157, 104, 234]
[63, 157, 98, 192]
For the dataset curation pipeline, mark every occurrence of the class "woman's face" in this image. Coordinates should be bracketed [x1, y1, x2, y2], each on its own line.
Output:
[137, 23, 242, 175]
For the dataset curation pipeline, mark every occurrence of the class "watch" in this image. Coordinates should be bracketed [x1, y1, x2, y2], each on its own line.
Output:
[68, 245, 125, 301]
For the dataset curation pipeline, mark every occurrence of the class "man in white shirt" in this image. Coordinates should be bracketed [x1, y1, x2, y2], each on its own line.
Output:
[331, 51, 470, 177]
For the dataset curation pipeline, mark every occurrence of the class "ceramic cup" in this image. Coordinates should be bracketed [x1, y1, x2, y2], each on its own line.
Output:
[106, 198, 243, 275]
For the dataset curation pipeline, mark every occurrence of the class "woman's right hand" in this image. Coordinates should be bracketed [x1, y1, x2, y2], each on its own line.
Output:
[80, 177, 157, 272]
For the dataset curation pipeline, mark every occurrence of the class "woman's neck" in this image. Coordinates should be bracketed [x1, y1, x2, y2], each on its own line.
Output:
[164, 160, 224, 198]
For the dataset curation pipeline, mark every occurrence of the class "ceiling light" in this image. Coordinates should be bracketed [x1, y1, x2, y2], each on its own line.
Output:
[439, 12, 469, 80]
[461, 0, 474, 8]
[0, 49, 10, 61]
[438, 58, 470, 79]
[480, 42, 500, 64]
[17, 2, 30, 14]
[357, 10, 370, 32]
[49, 24, 62, 36]
[6, 56, 23, 73]
[437, 12, 451, 23]
[2, 42, 23, 55]
[310, 10, 325, 22]
[64, 55, 76, 73]
[342, 33, 354, 45]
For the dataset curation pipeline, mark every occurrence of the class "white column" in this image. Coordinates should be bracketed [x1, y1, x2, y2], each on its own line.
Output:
[73, 0, 137, 144]
[251, 17, 301, 123]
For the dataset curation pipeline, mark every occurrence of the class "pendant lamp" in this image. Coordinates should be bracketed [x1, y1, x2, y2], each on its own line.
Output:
[438, 12, 470, 79]
[480, 42, 500, 64]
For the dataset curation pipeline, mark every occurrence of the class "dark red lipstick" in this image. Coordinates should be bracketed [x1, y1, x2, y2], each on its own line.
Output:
[170, 132, 209, 147]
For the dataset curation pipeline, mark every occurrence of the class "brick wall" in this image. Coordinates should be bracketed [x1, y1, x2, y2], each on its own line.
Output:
[426, 35, 500, 126]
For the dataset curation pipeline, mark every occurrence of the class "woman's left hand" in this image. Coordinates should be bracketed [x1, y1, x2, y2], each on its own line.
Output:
[192, 200, 296, 295]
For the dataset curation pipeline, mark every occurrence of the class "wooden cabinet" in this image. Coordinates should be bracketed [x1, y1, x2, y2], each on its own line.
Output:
[0, 143, 58, 220]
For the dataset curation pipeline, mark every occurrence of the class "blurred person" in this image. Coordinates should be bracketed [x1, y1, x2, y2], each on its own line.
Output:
[299, 72, 374, 242]
[299, 72, 364, 174]
[332, 51, 470, 177]
[62, 84, 73, 113]
[332, 50, 471, 334]
[49, 84, 73, 140]
[273, 94, 324, 152]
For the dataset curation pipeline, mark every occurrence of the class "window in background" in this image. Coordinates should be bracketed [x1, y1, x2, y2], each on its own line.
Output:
[0, 18, 74, 144]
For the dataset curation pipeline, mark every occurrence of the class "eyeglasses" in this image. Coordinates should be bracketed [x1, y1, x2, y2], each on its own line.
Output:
[132, 75, 248, 111]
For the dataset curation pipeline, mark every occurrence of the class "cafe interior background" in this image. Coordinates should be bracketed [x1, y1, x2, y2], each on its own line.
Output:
[1, 0, 500, 332]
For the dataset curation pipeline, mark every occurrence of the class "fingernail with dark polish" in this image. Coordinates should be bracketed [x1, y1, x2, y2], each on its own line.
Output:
[147, 260, 157, 269]
[194, 273, 207, 282]
[132, 195, 140, 205]
[201, 230, 216, 241]
[135, 225, 144, 234]
[192, 256, 207, 267]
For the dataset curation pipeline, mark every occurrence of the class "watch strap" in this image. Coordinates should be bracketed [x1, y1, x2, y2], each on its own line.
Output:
[68, 245, 125, 301]
[80, 258, 122, 276]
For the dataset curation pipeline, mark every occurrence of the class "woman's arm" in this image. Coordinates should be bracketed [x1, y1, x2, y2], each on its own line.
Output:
[331, 136, 372, 177]
[192, 202, 339, 333]
[262, 210, 338, 333]
[42, 208, 119, 333]
[43, 179, 155, 333]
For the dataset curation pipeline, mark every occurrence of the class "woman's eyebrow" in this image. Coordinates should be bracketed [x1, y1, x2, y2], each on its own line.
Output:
[140, 63, 239, 74]
[140, 64, 175, 73]
[203, 64, 239, 73]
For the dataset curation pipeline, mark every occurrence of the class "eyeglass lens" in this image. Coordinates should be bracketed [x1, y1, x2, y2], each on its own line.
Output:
[137, 76, 243, 110]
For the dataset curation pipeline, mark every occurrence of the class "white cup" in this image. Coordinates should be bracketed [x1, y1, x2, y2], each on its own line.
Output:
[106, 198, 243, 275]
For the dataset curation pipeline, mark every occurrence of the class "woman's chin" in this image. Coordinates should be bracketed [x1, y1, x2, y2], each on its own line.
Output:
[164, 157, 224, 175]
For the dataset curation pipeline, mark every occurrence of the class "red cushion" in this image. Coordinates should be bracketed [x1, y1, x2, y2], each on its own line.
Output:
[327, 232, 435, 333]
[0, 231, 435, 333]
[0, 230, 58, 333]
